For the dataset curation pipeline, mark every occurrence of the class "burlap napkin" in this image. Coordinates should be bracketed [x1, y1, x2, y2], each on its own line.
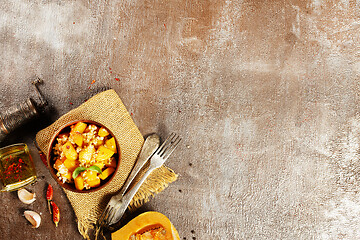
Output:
[35, 89, 177, 239]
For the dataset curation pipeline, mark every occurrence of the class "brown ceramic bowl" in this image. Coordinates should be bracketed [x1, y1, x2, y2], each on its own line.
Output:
[47, 120, 121, 193]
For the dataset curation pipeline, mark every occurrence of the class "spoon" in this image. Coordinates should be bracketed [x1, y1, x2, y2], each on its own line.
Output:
[97, 133, 160, 228]
[118, 133, 160, 196]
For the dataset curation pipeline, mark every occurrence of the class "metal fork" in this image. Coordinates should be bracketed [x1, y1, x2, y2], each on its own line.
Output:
[97, 134, 160, 228]
[99, 132, 181, 227]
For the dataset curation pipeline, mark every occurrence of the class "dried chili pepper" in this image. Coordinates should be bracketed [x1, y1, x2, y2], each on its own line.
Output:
[33, 141, 48, 167]
[51, 201, 60, 227]
[46, 184, 53, 214]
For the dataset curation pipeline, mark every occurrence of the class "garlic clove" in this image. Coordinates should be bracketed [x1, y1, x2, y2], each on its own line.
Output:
[18, 189, 36, 204]
[24, 210, 41, 228]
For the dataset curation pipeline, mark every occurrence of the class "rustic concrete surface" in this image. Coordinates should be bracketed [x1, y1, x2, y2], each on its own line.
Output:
[1, 0, 360, 239]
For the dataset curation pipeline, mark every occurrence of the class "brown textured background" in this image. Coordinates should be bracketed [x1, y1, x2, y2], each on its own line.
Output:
[1, 1, 360, 239]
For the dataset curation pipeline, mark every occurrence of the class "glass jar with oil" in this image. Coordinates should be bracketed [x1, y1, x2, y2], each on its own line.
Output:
[0, 143, 37, 192]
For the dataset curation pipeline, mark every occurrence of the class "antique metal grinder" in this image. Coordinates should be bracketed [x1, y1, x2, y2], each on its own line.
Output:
[0, 78, 47, 142]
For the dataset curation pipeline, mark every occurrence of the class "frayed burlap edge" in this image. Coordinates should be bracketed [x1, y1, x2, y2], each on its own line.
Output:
[78, 219, 94, 240]
[130, 166, 178, 210]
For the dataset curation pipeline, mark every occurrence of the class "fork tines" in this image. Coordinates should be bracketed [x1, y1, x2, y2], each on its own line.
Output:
[98, 203, 113, 226]
[157, 133, 181, 159]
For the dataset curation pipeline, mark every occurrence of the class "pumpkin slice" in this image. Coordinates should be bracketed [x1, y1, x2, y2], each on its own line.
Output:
[71, 122, 87, 134]
[99, 167, 115, 180]
[63, 158, 79, 172]
[62, 141, 78, 161]
[83, 170, 98, 182]
[70, 132, 84, 147]
[96, 146, 114, 161]
[79, 144, 95, 165]
[94, 139, 104, 148]
[111, 212, 180, 240]
[62, 171, 73, 182]
[105, 137, 117, 153]
[93, 162, 105, 170]
[87, 178, 101, 188]
[74, 175, 85, 191]
[54, 158, 65, 170]
[98, 127, 109, 137]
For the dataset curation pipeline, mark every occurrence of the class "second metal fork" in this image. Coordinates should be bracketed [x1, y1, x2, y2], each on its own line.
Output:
[100, 132, 181, 227]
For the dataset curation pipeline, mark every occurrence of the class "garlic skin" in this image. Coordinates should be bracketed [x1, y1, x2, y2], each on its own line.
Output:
[24, 210, 41, 228]
[18, 189, 36, 204]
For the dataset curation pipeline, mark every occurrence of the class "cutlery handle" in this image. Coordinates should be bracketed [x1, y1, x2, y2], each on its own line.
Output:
[115, 134, 160, 199]
[109, 166, 156, 225]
